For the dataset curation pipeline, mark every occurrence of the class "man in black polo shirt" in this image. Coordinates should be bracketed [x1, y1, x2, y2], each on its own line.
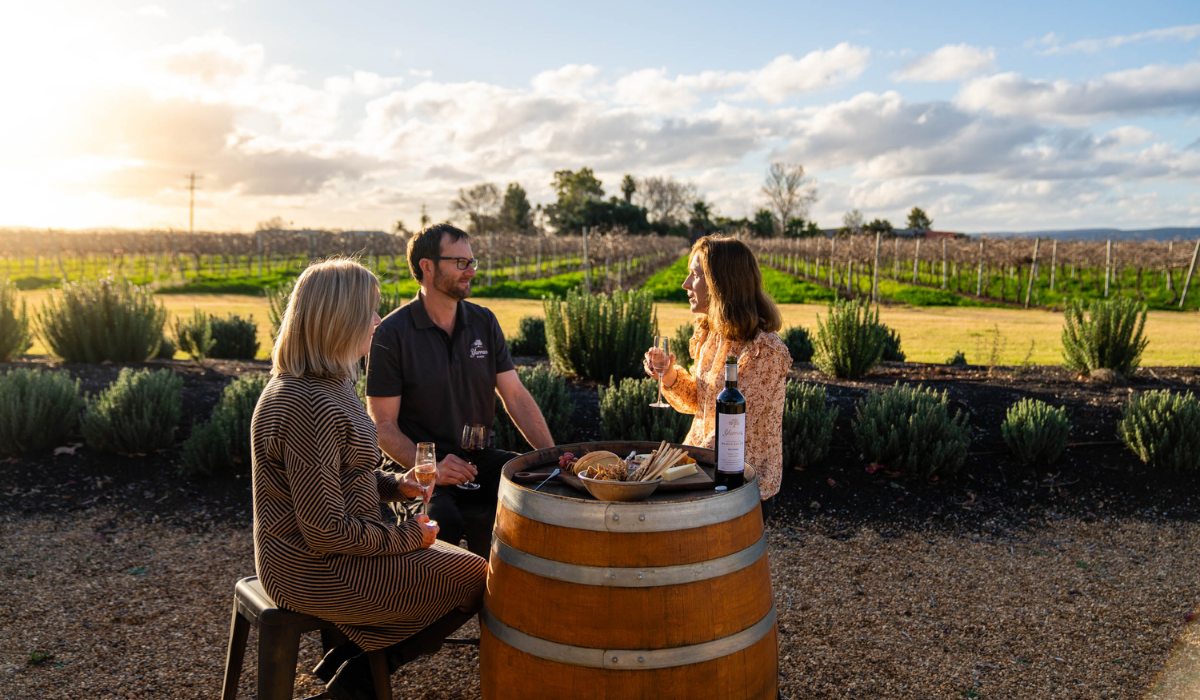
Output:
[365, 223, 554, 558]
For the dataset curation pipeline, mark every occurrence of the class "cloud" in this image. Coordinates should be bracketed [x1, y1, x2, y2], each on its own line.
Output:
[147, 32, 265, 84]
[140, 32, 378, 138]
[613, 69, 701, 112]
[135, 5, 167, 18]
[778, 90, 1200, 187]
[957, 63, 1200, 120]
[1035, 23, 1200, 55]
[740, 43, 871, 102]
[605, 45, 870, 112]
[15, 31, 1200, 232]
[780, 91, 1037, 177]
[51, 87, 373, 197]
[325, 71, 403, 97]
[893, 44, 995, 82]
[531, 64, 599, 96]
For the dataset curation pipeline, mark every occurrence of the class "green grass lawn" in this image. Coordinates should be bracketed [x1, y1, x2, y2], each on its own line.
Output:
[643, 255, 834, 304]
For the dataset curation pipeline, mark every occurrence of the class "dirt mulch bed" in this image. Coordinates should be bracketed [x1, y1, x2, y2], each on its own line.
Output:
[3, 357, 1200, 698]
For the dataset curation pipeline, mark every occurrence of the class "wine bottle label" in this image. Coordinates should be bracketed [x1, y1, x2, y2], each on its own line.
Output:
[717, 413, 745, 474]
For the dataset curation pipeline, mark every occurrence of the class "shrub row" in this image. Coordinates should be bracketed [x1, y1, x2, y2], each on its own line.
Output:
[0, 366, 272, 474]
[813, 299, 894, 379]
[0, 367, 181, 456]
[2, 359, 1196, 485]
[543, 287, 655, 382]
[508, 316, 547, 356]
[492, 365, 576, 453]
[174, 309, 260, 361]
[0, 277, 266, 363]
[181, 373, 271, 476]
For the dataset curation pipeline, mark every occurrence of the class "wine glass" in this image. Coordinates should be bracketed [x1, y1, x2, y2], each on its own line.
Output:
[649, 336, 670, 408]
[457, 424, 486, 491]
[414, 442, 437, 516]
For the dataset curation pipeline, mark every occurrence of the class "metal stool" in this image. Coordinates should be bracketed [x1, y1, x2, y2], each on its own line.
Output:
[221, 576, 392, 700]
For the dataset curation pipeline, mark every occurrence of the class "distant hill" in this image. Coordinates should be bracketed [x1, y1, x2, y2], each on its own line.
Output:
[981, 227, 1200, 241]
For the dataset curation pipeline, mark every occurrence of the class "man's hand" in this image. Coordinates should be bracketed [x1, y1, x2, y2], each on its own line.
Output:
[436, 454, 477, 487]
[414, 514, 439, 548]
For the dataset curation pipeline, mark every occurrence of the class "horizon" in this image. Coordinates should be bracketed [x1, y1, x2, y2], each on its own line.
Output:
[1, 0, 1198, 232]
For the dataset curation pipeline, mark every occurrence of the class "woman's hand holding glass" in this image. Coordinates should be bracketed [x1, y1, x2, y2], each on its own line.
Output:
[413, 514, 439, 548]
[645, 336, 674, 408]
[413, 442, 438, 517]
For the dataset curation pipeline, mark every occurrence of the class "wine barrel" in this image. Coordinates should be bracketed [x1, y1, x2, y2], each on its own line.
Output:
[480, 441, 777, 700]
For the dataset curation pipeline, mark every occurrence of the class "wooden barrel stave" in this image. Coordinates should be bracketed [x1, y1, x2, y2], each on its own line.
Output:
[480, 624, 778, 700]
[493, 491, 765, 568]
[485, 555, 773, 648]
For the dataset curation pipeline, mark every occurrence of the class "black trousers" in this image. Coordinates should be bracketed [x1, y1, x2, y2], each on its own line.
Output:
[393, 447, 517, 560]
[760, 495, 775, 522]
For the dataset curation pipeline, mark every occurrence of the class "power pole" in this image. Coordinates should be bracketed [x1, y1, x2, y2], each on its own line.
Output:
[188, 172, 197, 234]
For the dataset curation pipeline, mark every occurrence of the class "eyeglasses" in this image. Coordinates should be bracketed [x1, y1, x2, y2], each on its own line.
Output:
[430, 256, 479, 270]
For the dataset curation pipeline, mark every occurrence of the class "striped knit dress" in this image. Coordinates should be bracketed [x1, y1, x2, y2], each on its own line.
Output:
[251, 372, 488, 650]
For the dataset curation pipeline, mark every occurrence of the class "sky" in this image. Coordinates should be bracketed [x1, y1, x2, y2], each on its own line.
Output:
[1, 0, 1198, 233]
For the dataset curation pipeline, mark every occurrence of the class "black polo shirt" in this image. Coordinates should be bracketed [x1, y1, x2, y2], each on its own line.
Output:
[365, 293, 514, 458]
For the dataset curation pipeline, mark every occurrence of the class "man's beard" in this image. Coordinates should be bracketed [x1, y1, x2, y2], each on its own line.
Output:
[433, 266, 471, 301]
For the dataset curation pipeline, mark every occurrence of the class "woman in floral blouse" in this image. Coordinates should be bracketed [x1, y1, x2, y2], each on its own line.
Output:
[644, 235, 792, 518]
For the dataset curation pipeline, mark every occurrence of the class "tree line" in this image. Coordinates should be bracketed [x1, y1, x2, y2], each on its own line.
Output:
[421, 162, 856, 239]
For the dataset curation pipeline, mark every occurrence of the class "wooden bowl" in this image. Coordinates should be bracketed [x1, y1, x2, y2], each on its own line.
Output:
[577, 474, 663, 502]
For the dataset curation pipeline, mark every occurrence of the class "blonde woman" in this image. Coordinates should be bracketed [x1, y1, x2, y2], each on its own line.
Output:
[643, 235, 792, 518]
[251, 259, 487, 700]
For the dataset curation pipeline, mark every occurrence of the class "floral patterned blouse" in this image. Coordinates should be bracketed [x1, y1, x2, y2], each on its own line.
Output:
[662, 320, 792, 500]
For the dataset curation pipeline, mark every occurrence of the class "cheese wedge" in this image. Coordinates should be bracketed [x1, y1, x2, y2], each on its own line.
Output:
[663, 463, 699, 482]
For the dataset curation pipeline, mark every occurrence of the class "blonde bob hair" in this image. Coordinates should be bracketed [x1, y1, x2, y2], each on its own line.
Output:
[692, 235, 782, 343]
[271, 258, 380, 378]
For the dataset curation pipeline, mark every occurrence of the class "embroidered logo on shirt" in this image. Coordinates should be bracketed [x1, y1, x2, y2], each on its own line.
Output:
[470, 339, 489, 359]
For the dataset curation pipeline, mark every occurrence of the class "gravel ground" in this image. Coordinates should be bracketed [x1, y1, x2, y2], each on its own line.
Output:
[3, 509, 1199, 699]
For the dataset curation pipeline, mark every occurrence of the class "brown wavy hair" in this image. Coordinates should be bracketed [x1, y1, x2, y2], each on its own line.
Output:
[691, 235, 782, 342]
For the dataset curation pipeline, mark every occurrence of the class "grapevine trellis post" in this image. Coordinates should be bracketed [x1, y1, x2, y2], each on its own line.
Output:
[487, 231, 493, 287]
[1024, 238, 1040, 309]
[1180, 239, 1200, 308]
[912, 237, 921, 283]
[941, 238, 947, 289]
[1049, 239, 1057, 292]
[1104, 239, 1112, 298]
[582, 227, 591, 294]
[828, 237, 835, 287]
[872, 231, 881, 304]
[976, 238, 985, 296]
[1166, 240, 1175, 292]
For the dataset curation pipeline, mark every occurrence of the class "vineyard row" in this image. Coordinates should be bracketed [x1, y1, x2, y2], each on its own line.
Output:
[749, 235, 1200, 310]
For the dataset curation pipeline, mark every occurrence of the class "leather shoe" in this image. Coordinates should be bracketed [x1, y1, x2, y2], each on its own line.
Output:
[314, 641, 363, 684]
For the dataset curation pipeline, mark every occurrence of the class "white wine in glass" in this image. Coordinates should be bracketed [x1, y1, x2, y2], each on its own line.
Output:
[649, 336, 670, 408]
[414, 442, 437, 517]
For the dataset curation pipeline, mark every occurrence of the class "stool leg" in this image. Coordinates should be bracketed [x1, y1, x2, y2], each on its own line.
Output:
[320, 627, 349, 654]
[368, 650, 392, 700]
[220, 605, 250, 700]
[258, 623, 302, 700]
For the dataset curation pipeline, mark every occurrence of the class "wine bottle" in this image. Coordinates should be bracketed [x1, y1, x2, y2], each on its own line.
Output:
[715, 355, 745, 490]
